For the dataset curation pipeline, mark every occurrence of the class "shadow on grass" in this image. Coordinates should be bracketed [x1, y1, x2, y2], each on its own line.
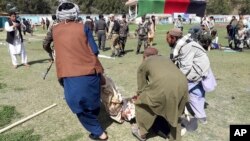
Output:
[57, 133, 83, 141]
[28, 59, 51, 65]
[152, 43, 157, 46]
[98, 103, 114, 130]
[0, 129, 41, 141]
[103, 47, 111, 51]
[13, 87, 26, 91]
[124, 49, 134, 54]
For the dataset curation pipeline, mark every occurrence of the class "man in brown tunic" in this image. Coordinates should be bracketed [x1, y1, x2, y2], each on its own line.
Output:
[133, 47, 188, 141]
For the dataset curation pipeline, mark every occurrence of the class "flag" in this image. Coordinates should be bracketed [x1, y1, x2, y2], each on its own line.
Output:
[138, 0, 206, 17]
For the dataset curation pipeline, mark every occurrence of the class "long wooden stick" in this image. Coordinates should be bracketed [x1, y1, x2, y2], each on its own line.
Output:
[0, 103, 57, 134]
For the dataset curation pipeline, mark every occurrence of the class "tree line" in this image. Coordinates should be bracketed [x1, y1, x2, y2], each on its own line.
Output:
[206, 0, 250, 15]
[0, 0, 128, 14]
[0, 0, 249, 15]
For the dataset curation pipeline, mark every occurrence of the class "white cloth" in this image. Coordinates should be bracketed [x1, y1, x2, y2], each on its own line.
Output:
[8, 46, 27, 65]
[212, 36, 218, 44]
[108, 21, 114, 34]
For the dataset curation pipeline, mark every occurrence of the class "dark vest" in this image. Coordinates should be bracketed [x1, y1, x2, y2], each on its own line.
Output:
[6, 19, 23, 45]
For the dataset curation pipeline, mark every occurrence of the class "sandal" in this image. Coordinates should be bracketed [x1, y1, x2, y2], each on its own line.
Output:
[89, 133, 108, 141]
[131, 124, 146, 141]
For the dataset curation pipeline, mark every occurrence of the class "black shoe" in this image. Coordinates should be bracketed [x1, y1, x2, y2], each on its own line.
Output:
[89, 134, 108, 141]
[110, 53, 115, 57]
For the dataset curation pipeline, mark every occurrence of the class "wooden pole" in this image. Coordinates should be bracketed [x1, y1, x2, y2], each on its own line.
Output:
[0, 103, 57, 134]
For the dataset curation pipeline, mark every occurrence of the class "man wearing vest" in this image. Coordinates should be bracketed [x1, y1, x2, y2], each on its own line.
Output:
[5, 12, 29, 69]
[43, 2, 108, 140]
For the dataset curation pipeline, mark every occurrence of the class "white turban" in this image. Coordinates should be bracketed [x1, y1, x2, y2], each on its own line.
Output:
[56, 2, 80, 21]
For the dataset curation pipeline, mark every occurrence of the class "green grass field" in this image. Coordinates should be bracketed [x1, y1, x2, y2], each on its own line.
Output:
[0, 24, 250, 141]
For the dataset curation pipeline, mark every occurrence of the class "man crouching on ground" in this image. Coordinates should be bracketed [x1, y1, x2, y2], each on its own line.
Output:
[132, 47, 188, 141]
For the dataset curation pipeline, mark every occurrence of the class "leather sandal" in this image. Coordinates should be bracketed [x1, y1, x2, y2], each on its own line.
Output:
[131, 124, 146, 141]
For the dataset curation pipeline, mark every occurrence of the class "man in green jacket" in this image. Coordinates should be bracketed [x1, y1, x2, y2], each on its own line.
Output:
[132, 47, 188, 141]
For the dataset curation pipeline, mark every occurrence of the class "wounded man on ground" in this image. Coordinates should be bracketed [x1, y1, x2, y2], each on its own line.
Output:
[101, 74, 136, 123]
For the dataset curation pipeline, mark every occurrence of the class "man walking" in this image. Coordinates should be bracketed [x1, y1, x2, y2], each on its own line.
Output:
[95, 14, 108, 51]
[118, 14, 129, 55]
[43, 2, 108, 140]
[136, 16, 150, 54]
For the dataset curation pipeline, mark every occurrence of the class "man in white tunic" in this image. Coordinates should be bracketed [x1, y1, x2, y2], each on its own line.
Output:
[5, 12, 29, 68]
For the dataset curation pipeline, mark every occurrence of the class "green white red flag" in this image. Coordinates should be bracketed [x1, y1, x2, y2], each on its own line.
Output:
[138, 0, 207, 17]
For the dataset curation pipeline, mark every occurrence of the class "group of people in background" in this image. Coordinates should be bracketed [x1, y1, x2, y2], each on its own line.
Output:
[80, 14, 156, 57]
[227, 14, 250, 52]
[41, 17, 51, 30]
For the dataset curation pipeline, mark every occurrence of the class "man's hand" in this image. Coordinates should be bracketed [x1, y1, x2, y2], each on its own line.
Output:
[48, 52, 54, 62]
[13, 23, 19, 28]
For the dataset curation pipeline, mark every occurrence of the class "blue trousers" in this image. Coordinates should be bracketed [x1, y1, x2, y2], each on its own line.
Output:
[63, 74, 104, 137]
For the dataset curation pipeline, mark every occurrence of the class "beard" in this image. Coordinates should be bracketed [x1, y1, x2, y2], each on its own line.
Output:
[169, 42, 175, 48]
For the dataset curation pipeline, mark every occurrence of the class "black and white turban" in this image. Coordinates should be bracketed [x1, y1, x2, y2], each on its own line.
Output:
[56, 1, 80, 21]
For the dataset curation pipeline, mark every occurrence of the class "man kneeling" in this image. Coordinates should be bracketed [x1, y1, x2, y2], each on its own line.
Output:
[132, 47, 188, 141]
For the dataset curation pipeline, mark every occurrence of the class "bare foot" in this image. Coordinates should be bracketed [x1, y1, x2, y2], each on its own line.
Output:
[99, 132, 108, 140]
